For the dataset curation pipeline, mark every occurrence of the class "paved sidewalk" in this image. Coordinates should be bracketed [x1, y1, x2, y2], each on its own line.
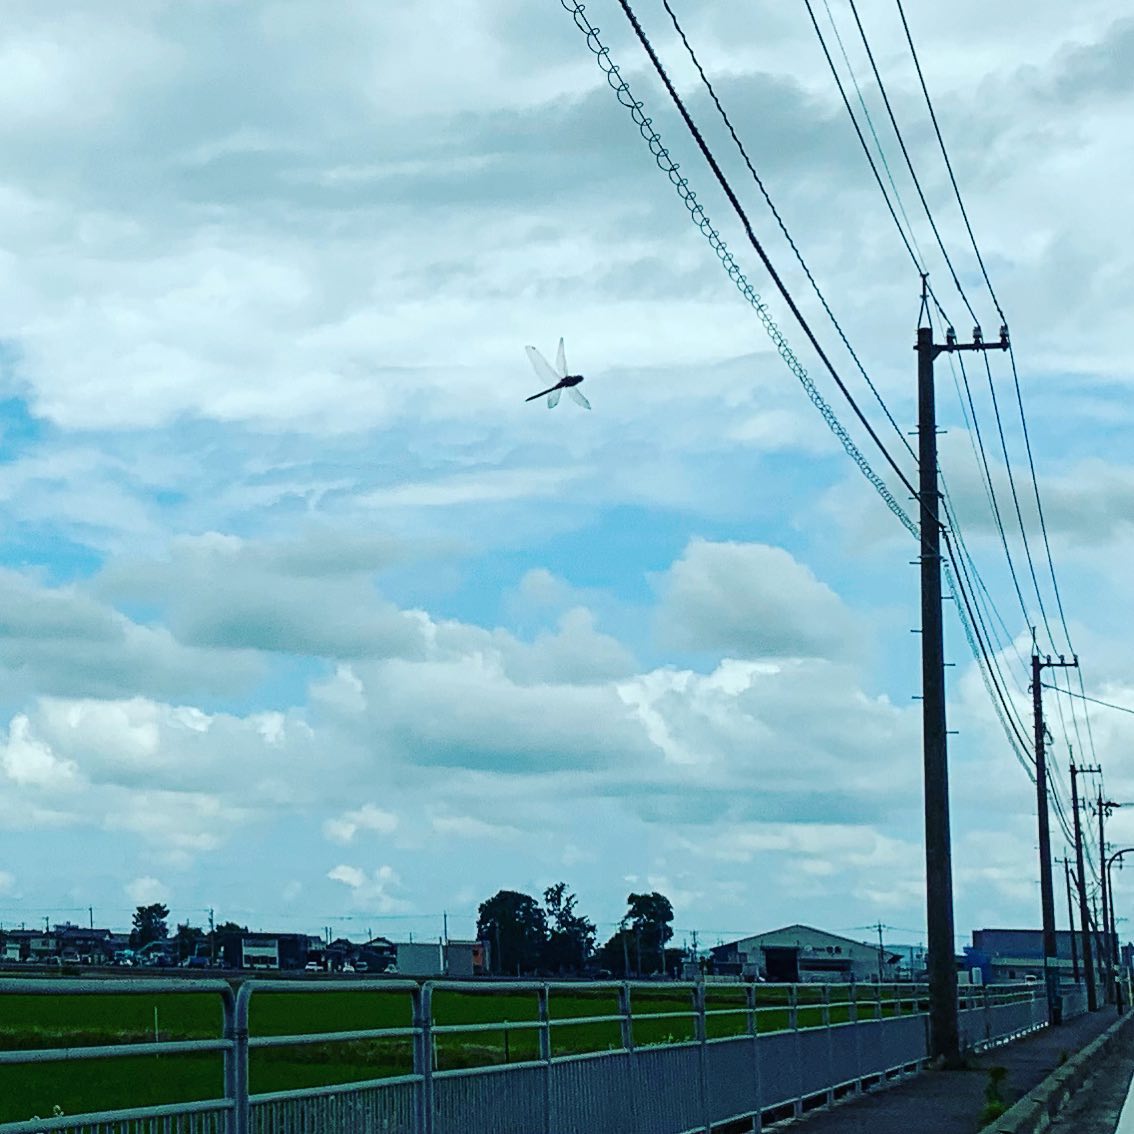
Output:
[770, 1008, 1123, 1134]
[1045, 1028, 1134, 1134]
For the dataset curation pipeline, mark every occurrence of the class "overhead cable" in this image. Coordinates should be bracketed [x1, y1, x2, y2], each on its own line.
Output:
[560, 0, 920, 538]
[661, 0, 913, 459]
[1043, 683, 1134, 719]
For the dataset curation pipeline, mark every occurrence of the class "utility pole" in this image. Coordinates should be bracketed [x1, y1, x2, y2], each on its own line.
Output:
[1071, 761, 1101, 1010]
[1060, 856, 1080, 982]
[1031, 647, 1077, 1023]
[916, 280, 1008, 1065]
[1096, 794, 1120, 1002]
[875, 922, 886, 984]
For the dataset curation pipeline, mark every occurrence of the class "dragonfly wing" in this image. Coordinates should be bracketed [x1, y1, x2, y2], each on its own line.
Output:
[567, 386, 591, 410]
[548, 387, 562, 409]
[555, 337, 566, 378]
[525, 345, 560, 387]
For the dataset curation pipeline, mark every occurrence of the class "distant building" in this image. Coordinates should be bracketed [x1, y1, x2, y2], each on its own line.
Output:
[55, 924, 115, 964]
[710, 924, 902, 983]
[444, 940, 488, 978]
[3, 930, 39, 962]
[396, 941, 444, 976]
[215, 931, 316, 970]
[966, 928, 1092, 984]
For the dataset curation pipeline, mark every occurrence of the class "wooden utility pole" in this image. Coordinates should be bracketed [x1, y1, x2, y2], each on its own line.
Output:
[1031, 648, 1077, 1023]
[1059, 857, 1079, 982]
[916, 282, 1007, 1064]
[1071, 761, 1101, 1010]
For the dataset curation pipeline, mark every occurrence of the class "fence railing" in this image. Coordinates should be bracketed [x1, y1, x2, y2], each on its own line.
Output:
[0, 977, 1052, 1134]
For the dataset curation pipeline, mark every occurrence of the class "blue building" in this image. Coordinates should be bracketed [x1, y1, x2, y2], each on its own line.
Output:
[966, 928, 1098, 984]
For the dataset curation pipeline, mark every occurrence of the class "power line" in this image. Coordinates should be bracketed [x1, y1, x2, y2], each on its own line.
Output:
[801, 0, 922, 273]
[834, 0, 1094, 805]
[802, 0, 1035, 654]
[819, 0, 926, 269]
[667, 0, 1039, 776]
[661, 0, 913, 459]
[842, 0, 1063, 657]
[611, 0, 920, 502]
[561, 0, 920, 539]
[892, 0, 998, 311]
[892, 0, 1094, 766]
[843, 0, 976, 322]
[1043, 683, 1134, 718]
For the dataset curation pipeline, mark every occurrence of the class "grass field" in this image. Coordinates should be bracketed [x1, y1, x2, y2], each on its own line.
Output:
[0, 979, 926, 1123]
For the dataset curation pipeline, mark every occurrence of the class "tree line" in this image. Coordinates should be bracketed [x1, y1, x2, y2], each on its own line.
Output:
[51, 887, 679, 975]
[476, 884, 677, 977]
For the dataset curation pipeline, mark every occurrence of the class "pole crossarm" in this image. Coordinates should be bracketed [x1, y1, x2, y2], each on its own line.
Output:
[929, 324, 1009, 360]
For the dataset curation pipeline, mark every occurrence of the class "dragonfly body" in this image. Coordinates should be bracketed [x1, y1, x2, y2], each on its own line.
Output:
[524, 339, 591, 409]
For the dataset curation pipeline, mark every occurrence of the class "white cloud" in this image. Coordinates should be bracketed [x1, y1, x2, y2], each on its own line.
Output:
[327, 863, 411, 913]
[125, 876, 170, 906]
[430, 814, 521, 841]
[323, 804, 399, 844]
[0, 715, 79, 790]
[655, 539, 859, 660]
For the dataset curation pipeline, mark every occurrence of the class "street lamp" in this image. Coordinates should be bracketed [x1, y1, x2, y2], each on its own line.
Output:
[1105, 847, 1134, 1013]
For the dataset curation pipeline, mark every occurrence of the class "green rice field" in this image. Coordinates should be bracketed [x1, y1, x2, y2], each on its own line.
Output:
[0, 979, 927, 1123]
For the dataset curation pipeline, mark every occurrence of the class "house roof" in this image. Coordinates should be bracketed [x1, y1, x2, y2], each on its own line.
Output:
[711, 923, 898, 957]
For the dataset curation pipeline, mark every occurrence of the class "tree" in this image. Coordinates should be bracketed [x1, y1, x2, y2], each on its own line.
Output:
[212, 920, 247, 937]
[541, 882, 596, 974]
[174, 922, 205, 963]
[625, 892, 674, 976]
[477, 890, 547, 975]
[599, 927, 634, 977]
[130, 903, 170, 949]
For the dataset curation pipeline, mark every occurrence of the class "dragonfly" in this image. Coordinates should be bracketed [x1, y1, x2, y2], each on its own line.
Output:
[524, 338, 591, 409]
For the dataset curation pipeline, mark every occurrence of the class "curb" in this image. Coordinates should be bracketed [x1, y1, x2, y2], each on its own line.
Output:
[980, 1011, 1134, 1134]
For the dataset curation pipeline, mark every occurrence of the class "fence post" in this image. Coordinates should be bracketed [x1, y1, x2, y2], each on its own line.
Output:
[415, 983, 435, 1134]
[822, 985, 835, 1104]
[748, 983, 763, 1132]
[231, 983, 251, 1134]
[221, 985, 238, 1134]
[538, 984, 552, 1134]
[619, 983, 638, 1134]
[790, 985, 803, 1119]
[694, 982, 710, 1133]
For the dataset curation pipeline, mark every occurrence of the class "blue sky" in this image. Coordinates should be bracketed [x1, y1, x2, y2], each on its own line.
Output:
[1, 0, 1134, 953]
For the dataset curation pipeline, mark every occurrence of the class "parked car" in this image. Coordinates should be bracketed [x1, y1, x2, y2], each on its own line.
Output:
[304, 961, 321, 972]
[350, 961, 368, 973]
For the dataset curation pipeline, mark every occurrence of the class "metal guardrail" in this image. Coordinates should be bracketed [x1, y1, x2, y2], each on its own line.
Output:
[0, 977, 1052, 1134]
